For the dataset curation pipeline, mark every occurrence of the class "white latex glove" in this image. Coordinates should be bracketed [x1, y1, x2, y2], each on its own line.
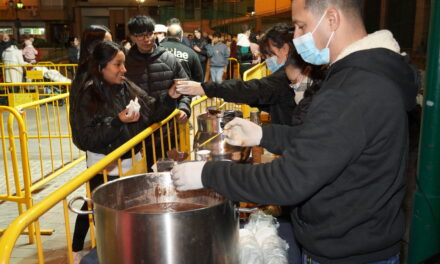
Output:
[171, 161, 206, 191]
[176, 80, 205, 96]
[224, 117, 262, 147]
[126, 97, 140, 116]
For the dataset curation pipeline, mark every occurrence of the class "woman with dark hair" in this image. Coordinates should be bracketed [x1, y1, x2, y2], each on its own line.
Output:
[69, 41, 178, 262]
[175, 23, 325, 126]
[284, 52, 325, 126]
[70, 25, 112, 106]
[259, 23, 294, 73]
[78, 25, 112, 70]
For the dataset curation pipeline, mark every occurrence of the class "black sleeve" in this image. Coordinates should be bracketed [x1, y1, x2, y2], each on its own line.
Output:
[126, 79, 176, 124]
[153, 93, 178, 122]
[202, 68, 291, 105]
[201, 89, 365, 206]
[71, 91, 125, 153]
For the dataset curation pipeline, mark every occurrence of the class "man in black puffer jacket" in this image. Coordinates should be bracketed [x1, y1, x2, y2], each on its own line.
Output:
[125, 15, 191, 169]
[125, 15, 191, 123]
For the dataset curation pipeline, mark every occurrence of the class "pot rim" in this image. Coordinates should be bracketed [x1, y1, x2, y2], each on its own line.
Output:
[90, 172, 230, 215]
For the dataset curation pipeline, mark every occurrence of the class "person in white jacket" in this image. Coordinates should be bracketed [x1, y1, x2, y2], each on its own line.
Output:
[2, 41, 27, 83]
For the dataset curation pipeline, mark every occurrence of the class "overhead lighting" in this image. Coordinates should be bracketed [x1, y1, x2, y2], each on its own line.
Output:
[8, 0, 14, 8]
[136, 0, 146, 3]
[16, 0, 24, 9]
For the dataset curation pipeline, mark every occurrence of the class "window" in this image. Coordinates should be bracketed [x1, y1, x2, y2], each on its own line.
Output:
[19, 27, 45, 35]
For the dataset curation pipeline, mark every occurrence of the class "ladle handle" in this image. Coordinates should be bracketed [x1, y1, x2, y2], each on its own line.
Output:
[68, 196, 94, 215]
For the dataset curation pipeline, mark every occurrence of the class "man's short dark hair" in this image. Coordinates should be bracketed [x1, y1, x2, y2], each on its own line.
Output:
[304, 0, 362, 17]
[128, 15, 155, 34]
[213, 32, 222, 39]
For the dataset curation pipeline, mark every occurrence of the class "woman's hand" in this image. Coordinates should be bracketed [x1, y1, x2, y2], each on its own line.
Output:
[118, 108, 140, 123]
[168, 83, 182, 99]
[176, 81, 205, 96]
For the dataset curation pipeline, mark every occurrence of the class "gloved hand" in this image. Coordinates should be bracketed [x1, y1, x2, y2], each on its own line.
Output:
[176, 81, 205, 96]
[171, 161, 206, 191]
[224, 117, 262, 147]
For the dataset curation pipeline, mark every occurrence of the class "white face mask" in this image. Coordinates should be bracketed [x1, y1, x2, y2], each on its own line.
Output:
[292, 11, 335, 65]
[289, 82, 302, 91]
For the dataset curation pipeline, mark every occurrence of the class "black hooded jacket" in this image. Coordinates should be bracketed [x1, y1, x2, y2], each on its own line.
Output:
[202, 67, 297, 125]
[201, 48, 418, 263]
[161, 38, 204, 82]
[125, 44, 192, 117]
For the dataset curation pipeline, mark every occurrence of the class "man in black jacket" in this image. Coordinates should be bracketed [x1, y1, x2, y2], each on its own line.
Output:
[172, 0, 419, 263]
[161, 24, 204, 82]
[125, 15, 191, 123]
[190, 29, 208, 78]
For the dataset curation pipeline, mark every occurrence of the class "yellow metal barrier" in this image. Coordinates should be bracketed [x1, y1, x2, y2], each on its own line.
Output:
[0, 95, 241, 263]
[0, 63, 77, 84]
[0, 92, 85, 244]
[0, 81, 71, 107]
[240, 61, 270, 118]
[226, 57, 241, 80]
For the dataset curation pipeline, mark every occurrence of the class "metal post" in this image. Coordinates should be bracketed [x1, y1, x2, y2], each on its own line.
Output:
[408, 0, 440, 263]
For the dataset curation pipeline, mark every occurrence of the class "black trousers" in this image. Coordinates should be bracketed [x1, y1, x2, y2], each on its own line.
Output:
[72, 174, 118, 252]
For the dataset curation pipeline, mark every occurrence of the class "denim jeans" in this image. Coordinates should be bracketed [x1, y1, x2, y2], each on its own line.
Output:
[210, 66, 225, 83]
[301, 253, 399, 264]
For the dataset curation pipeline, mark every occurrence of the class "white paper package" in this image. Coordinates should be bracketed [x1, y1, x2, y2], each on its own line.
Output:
[126, 97, 141, 116]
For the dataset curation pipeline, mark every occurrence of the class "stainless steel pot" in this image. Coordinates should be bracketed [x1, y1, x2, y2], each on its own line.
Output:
[68, 172, 240, 264]
[194, 110, 250, 162]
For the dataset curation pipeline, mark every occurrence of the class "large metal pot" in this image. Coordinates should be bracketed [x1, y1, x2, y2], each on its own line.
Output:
[194, 110, 250, 162]
[69, 172, 240, 264]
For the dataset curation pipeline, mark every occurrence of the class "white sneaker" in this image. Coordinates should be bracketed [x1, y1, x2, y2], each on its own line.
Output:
[72, 251, 83, 264]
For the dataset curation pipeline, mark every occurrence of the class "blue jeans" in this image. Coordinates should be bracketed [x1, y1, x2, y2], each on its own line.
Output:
[210, 66, 225, 83]
[301, 253, 399, 264]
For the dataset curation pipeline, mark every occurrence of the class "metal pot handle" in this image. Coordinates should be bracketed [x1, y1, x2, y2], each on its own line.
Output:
[236, 207, 260, 213]
[68, 196, 94, 215]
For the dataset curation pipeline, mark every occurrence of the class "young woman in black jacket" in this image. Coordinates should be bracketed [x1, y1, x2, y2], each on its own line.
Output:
[69, 41, 178, 260]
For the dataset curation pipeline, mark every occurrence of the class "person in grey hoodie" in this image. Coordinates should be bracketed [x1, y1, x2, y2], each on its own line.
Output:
[206, 32, 230, 83]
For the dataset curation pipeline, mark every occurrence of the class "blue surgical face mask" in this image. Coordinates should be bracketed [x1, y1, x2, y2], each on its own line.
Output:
[266, 56, 285, 73]
[292, 11, 335, 65]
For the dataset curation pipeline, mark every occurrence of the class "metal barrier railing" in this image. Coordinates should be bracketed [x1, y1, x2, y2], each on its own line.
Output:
[240, 61, 270, 118]
[226, 57, 240, 80]
[0, 95, 241, 263]
[0, 91, 85, 244]
[0, 82, 72, 107]
[0, 63, 77, 84]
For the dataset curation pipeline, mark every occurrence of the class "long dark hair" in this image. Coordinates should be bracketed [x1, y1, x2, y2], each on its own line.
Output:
[71, 41, 123, 113]
[78, 25, 110, 70]
[259, 23, 294, 57]
[71, 25, 110, 105]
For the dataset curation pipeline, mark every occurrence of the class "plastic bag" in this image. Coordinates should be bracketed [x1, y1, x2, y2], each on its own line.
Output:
[238, 211, 289, 264]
